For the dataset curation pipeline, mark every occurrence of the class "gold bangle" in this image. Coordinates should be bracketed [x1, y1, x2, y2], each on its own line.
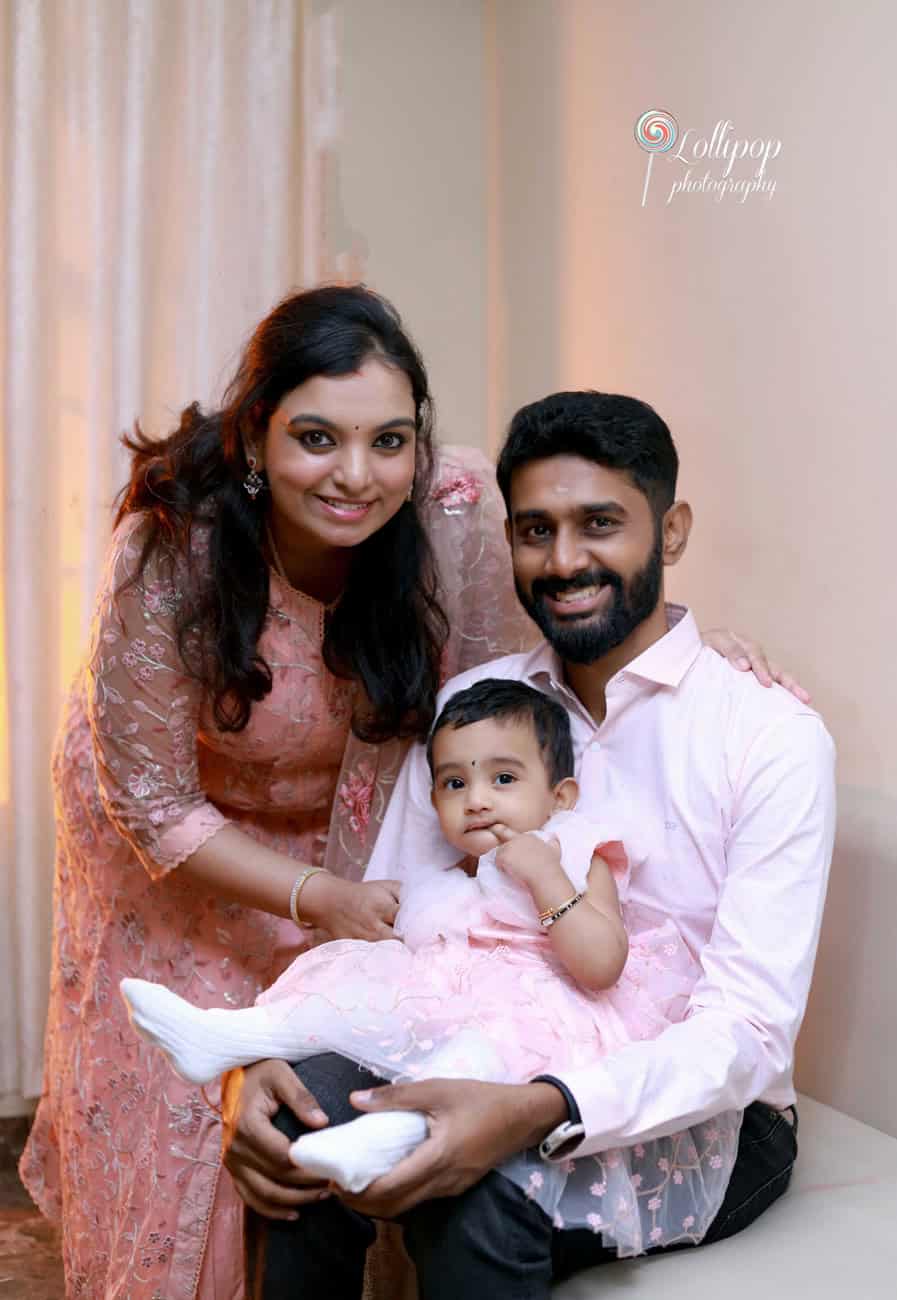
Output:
[289, 868, 327, 929]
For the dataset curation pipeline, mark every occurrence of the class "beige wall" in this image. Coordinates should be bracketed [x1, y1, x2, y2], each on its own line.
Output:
[488, 0, 897, 1134]
[327, 0, 489, 447]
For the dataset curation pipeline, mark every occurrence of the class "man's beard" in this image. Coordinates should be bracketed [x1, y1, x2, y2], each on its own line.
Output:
[515, 534, 663, 665]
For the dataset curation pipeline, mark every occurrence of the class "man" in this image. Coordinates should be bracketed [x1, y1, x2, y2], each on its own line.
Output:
[225, 391, 835, 1297]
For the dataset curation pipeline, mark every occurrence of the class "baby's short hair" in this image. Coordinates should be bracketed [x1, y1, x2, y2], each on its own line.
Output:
[426, 678, 574, 786]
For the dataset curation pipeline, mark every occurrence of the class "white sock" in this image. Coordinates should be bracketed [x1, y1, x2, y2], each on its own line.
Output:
[290, 1110, 429, 1193]
[120, 978, 324, 1084]
[287, 1028, 507, 1193]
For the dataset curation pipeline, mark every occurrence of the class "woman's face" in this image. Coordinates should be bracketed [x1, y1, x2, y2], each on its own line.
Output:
[258, 358, 417, 563]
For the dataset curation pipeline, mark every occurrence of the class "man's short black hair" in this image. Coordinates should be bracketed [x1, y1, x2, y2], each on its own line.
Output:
[426, 678, 574, 786]
[496, 390, 678, 523]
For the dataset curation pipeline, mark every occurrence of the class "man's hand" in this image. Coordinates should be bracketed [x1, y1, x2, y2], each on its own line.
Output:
[492, 826, 562, 889]
[339, 1077, 568, 1218]
[221, 1060, 332, 1220]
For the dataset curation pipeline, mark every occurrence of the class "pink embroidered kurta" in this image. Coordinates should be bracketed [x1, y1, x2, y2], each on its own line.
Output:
[20, 446, 533, 1300]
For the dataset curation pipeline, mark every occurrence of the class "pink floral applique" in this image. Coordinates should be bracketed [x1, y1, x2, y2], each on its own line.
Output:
[142, 581, 181, 617]
[683, 1214, 695, 1230]
[650, 1226, 663, 1242]
[338, 761, 375, 836]
[589, 1181, 607, 1197]
[586, 1212, 603, 1233]
[525, 1171, 544, 1198]
[431, 472, 482, 514]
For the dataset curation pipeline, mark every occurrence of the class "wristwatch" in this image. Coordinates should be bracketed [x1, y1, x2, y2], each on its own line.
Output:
[538, 1119, 586, 1161]
[531, 1073, 585, 1161]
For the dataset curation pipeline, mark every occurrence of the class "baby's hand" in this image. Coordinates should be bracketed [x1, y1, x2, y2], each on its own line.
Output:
[492, 827, 561, 886]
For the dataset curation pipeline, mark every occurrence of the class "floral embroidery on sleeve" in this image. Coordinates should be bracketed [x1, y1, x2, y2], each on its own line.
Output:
[86, 519, 228, 878]
[430, 471, 482, 514]
[338, 760, 376, 837]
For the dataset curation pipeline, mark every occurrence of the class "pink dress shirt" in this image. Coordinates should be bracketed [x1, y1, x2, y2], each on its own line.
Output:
[366, 608, 836, 1159]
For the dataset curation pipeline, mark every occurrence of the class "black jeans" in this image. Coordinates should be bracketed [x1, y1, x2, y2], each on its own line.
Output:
[246, 1054, 798, 1300]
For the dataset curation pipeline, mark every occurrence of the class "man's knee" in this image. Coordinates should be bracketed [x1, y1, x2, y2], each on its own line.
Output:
[271, 1053, 386, 1139]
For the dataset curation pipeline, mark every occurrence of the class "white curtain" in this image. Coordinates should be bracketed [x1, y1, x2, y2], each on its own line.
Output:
[0, 0, 341, 1110]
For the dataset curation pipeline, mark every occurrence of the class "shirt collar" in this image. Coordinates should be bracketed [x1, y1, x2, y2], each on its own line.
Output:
[523, 605, 703, 695]
[619, 605, 702, 688]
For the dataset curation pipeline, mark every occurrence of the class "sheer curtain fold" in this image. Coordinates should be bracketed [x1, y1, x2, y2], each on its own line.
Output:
[0, 0, 313, 1109]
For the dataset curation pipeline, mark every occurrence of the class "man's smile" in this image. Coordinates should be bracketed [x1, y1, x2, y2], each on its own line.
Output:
[541, 583, 613, 619]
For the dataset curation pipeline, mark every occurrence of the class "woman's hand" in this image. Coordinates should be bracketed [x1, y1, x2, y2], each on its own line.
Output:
[702, 628, 811, 703]
[221, 1061, 332, 1220]
[301, 873, 401, 941]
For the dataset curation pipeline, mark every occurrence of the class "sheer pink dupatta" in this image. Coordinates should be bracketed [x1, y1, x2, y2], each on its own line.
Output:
[323, 444, 535, 885]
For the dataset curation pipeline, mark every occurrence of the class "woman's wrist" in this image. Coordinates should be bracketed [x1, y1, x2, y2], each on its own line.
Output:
[294, 869, 342, 927]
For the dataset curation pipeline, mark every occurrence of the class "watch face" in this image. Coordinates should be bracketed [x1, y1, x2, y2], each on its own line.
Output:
[539, 1120, 586, 1161]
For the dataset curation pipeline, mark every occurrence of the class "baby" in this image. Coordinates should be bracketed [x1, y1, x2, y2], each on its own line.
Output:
[122, 680, 732, 1256]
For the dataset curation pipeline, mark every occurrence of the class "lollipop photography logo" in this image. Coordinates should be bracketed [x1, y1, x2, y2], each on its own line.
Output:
[635, 110, 781, 207]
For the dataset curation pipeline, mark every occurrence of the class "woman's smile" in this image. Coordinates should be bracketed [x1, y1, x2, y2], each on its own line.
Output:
[314, 494, 377, 520]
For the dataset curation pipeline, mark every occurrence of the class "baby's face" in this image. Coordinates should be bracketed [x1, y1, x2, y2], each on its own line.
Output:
[430, 716, 560, 858]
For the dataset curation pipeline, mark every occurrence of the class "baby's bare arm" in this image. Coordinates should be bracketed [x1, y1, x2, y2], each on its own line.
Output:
[493, 834, 628, 991]
[554, 851, 629, 989]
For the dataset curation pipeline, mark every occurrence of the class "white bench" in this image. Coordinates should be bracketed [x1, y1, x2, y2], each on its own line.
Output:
[554, 1095, 897, 1298]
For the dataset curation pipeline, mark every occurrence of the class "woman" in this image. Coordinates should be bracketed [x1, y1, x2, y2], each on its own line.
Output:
[20, 285, 796, 1299]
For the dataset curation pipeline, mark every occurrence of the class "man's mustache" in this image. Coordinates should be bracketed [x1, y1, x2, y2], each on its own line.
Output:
[531, 568, 623, 602]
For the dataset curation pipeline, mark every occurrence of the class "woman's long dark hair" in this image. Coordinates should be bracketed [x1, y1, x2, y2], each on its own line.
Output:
[116, 285, 448, 741]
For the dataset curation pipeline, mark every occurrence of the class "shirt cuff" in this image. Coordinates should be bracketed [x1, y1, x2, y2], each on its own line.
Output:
[548, 1061, 628, 1156]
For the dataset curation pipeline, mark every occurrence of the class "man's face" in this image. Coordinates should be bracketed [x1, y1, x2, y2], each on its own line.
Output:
[508, 455, 664, 664]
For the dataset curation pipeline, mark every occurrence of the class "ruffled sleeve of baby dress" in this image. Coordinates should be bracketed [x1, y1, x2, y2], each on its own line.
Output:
[471, 809, 634, 935]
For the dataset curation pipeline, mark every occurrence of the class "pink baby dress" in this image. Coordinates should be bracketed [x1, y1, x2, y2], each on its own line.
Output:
[256, 810, 740, 1256]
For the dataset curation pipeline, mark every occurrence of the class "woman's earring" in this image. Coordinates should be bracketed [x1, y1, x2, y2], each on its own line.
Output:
[406, 482, 414, 502]
[243, 455, 265, 499]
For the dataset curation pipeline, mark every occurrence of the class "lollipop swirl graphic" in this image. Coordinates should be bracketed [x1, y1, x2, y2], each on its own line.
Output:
[635, 110, 679, 206]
